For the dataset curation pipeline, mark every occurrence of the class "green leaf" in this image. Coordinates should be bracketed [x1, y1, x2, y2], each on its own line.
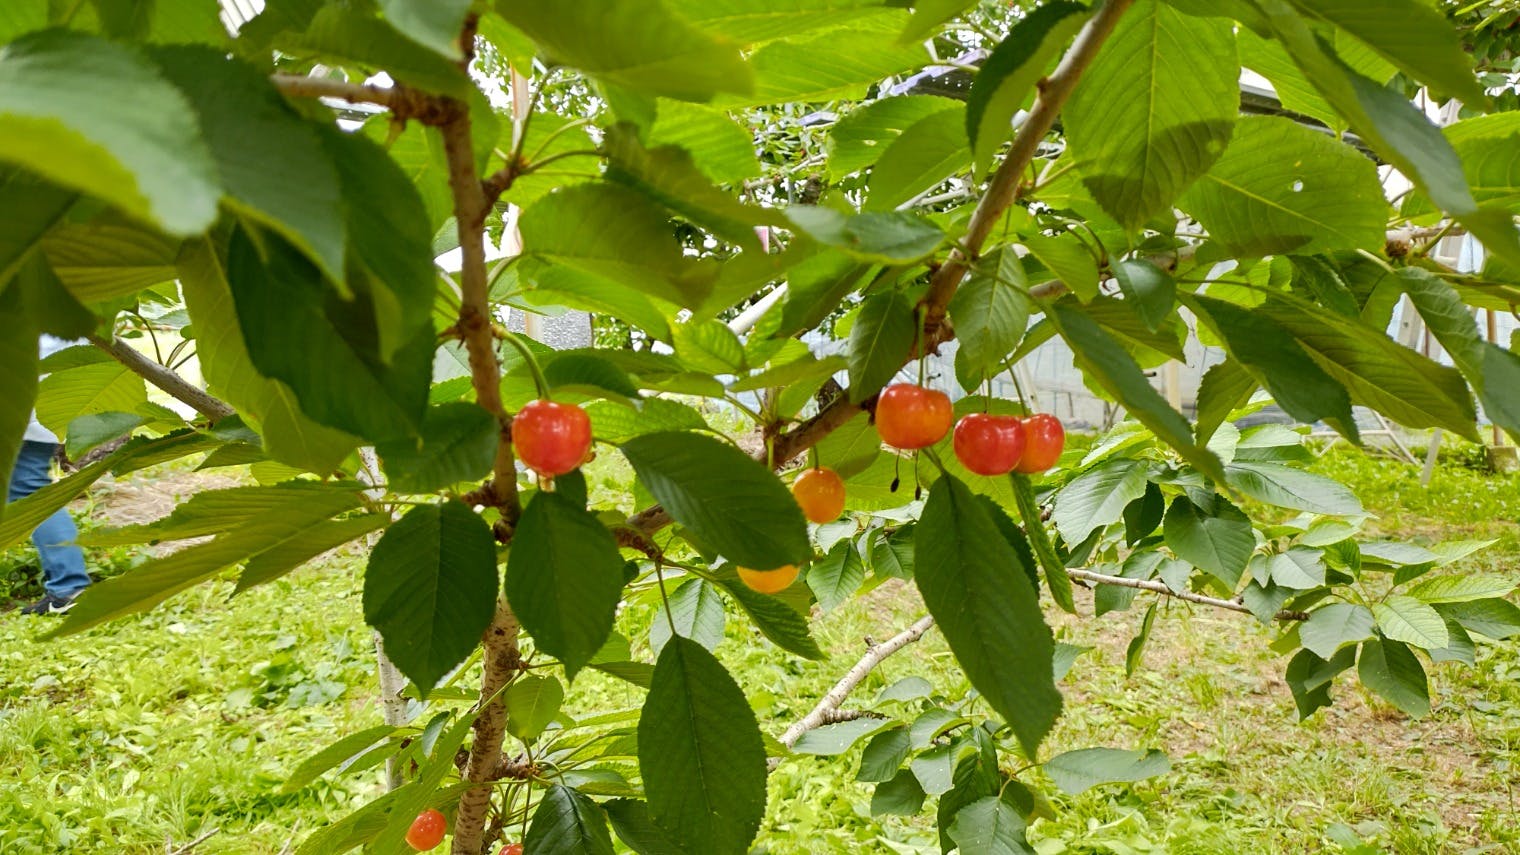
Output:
[650, 578, 726, 654]
[1255, 296, 1477, 438]
[226, 227, 432, 443]
[150, 46, 345, 285]
[235, 514, 388, 594]
[872, 768, 928, 816]
[776, 251, 872, 338]
[865, 105, 971, 211]
[621, 431, 810, 569]
[526, 785, 616, 855]
[1435, 598, 1520, 640]
[1043, 747, 1171, 796]
[1373, 596, 1450, 651]
[847, 288, 915, 403]
[1398, 267, 1520, 441]
[62, 412, 142, 458]
[1409, 114, 1520, 215]
[965, 1, 1088, 173]
[1162, 494, 1254, 589]
[1180, 116, 1386, 256]
[1063, 0, 1237, 228]
[793, 718, 895, 756]
[506, 491, 627, 680]
[587, 398, 707, 445]
[281, 725, 399, 794]
[178, 239, 358, 473]
[666, 0, 884, 43]
[40, 212, 180, 303]
[364, 501, 498, 696]
[498, 0, 753, 101]
[715, 579, 825, 659]
[1256, 1, 1520, 265]
[857, 727, 912, 783]
[0, 30, 219, 236]
[639, 637, 766, 855]
[1224, 462, 1363, 516]
[518, 182, 706, 330]
[604, 798, 691, 855]
[606, 125, 775, 248]
[1187, 295, 1358, 441]
[736, 12, 926, 106]
[0, 288, 38, 507]
[828, 95, 961, 179]
[915, 474, 1061, 758]
[316, 125, 436, 364]
[1357, 638, 1430, 718]
[1110, 259, 1175, 333]
[951, 249, 1031, 391]
[505, 675, 566, 743]
[1284, 0, 1484, 104]
[1051, 459, 1149, 545]
[647, 99, 760, 186]
[787, 207, 945, 264]
[35, 361, 147, 439]
[1285, 646, 1356, 720]
[946, 794, 1033, 855]
[0, 167, 75, 286]
[376, 403, 496, 494]
[1049, 303, 1223, 481]
[1299, 603, 1377, 660]
[1023, 233, 1099, 302]
[808, 540, 866, 612]
[670, 319, 746, 375]
[816, 412, 884, 482]
[1011, 473, 1074, 613]
[1406, 574, 1518, 605]
[54, 483, 363, 636]
[275, 6, 471, 97]
[377, 0, 471, 59]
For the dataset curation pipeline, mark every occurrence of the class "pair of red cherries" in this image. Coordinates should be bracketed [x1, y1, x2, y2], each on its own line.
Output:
[876, 383, 1065, 476]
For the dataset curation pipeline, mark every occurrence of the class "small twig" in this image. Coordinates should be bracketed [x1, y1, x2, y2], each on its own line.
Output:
[776, 615, 938, 754]
[269, 73, 400, 109]
[90, 335, 234, 422]
[1067, 568, 1309, 621]
[165, 828, 220, 855]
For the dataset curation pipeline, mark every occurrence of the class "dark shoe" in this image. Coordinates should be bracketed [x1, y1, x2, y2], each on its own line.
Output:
[20, 593, 78, 616]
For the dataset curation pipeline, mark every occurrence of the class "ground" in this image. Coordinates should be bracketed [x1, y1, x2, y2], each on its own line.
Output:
[1, 444, 1517, 854]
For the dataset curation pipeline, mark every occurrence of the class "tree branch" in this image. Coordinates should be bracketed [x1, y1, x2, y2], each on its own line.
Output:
[1067, 567, 1310, 621]
[627, 0, 1137, 538]
[90, 335, 235, 422]
[920, 0, 1137, 338]
[775, 615, 937, 757]
[269, 73, 401, 109]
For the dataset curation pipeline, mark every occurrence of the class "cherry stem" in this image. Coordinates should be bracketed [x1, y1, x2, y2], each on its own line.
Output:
[500, 328, 551, 399]
[653, 560, 679, 639]
[1008, 367, 1030, 415]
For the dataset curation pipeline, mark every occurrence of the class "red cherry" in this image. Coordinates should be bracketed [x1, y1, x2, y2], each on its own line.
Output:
[406, 809, 447, 851]
[875, 384, 953, 450]
[792, 467, 846, 523]
[953, 413, 1027, 476]
[500, 844, 524, 855]
[1014, 414, 1065, 473]
[512, 399, 592, 477]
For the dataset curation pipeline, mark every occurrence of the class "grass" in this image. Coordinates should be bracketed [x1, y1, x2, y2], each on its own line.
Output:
[1, 444, 1518, 853]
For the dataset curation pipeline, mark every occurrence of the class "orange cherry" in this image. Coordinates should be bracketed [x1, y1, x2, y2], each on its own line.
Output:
[875, 384, 953, 450]
[737, 564, 800, 594]
[792, 467, 846, 523]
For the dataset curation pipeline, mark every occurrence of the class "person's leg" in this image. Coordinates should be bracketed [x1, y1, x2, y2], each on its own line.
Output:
[8, 441, 90, 599]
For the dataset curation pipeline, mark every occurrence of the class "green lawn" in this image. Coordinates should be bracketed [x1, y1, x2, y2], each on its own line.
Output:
[2, 444, 1517, 854]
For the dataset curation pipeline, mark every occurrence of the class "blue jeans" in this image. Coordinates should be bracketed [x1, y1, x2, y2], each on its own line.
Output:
[7, 441, 91, 598]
